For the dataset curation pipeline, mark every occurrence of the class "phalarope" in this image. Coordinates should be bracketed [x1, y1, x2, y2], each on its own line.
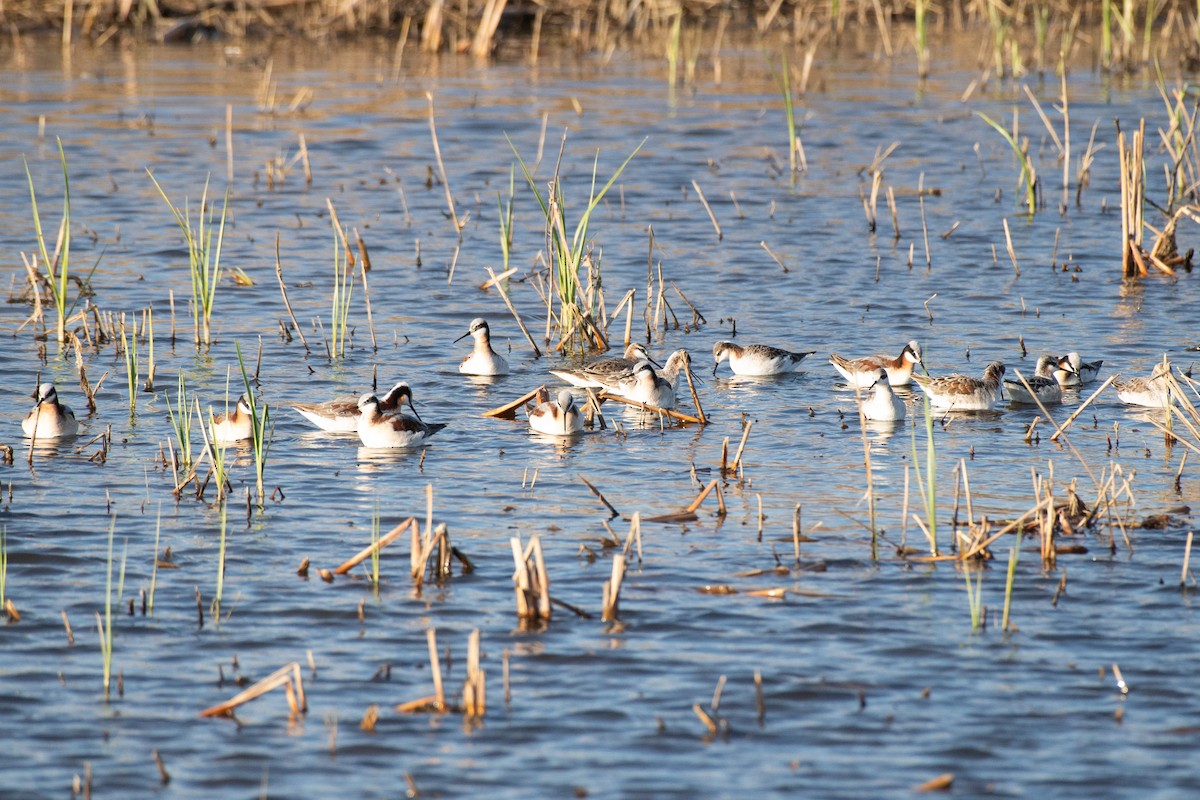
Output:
[22, 382, 79, 439]
[528, 389, 585, 436]
[912, 361, 1006, 411]
[829, 340, 922, 387]
[210, 394, 255, 445]
[549, 342, 657, 389]
[859, 369, 906, 421]
[607, 359, 678, 408]
[1114, 362, 1172, 408]
[291, 381, 416, 433]
[356, 393, 447, 447]
[1056, 352, 1104, 386]
[1004, 355, 1069, 406]
[455, 317, 509, 376]
[712, 341, 814, 376]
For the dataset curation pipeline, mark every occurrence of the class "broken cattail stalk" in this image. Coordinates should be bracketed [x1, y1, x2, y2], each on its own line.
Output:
[511, 534, 551, 622]
[482, 385, 544, 419]
[683, 363, 707, 425]
[692, 703, 719, 734]
[1182, 531, 1194, 587]
[332, 517, 416, 575]
[579, 474, 620, 518]
[754, 669, 765, 725]
[428, 628, 445, 707]
[691, 179, 722, 240]
[486, 267, 541, 357]
[199, 661, 307, 718]
[601, 554, 626, 622]
[273, 235, 309, 352]
[622, 511, 643, 562]
[462, 628, 486, 717]
[425, 92, 460, 236]
[412, 522, 452, 585]
[1050, 376, 1117, 441]
[730, 420, 753, 475]
[792, 504, 802, 562]
[597, 392, 702, 424]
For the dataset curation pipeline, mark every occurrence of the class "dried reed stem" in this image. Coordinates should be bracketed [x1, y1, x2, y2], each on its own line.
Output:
[1050, 376, 1117, 441]
[199, 661, 307, 718]
[579, 474, 620, 517]
[601, 554, 626, 622]
[333, 517, 416, 575]
[426, 92, 460, 236]
[274, 233, 309, 353]
[730, 420, 753, 475]
[486, 267, 541, 356]
[597, 392, 703, 424]
[692, 180, 722, 240]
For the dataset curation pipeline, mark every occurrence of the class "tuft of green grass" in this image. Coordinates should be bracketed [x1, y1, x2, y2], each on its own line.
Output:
[963, 563, 985, 631]
[119, 315, 139, 417]
[99, 517, 126, 701]
[507, 133, 644, 352]
[165, 370, 195, 483]
[329, 223, 354, 359]
[1001, 537, 1021, 631]
[148, 171, 228, 348]
[25, 140, 98, 347]
[497, 167, 515, 274]
[977, 110, 1037, 215]
[200, 395, 230, 505]
[370, 502, 382, 592]
[236, 342, 272, 503]
[915, 0, 928, 78]
[909, 394, 938, 556]
[775, 53, 799, 177]
[214, 503, 227, 620]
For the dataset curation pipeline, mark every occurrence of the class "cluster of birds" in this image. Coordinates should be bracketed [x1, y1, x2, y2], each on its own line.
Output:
[18, 316, 1178, 447]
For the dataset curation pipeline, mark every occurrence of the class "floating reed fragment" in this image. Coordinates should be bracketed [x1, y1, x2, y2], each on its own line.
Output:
[148, 171, 227, 348]
[914, 773, 954, 793]
[199, 661, 307, 718]
[579, 474, 620, 518]
[643, 478, 725, 523]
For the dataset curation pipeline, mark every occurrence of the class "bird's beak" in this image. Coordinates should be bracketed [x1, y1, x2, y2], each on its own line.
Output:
[453, 330, 472, 344]
[408, 398, 424, 423]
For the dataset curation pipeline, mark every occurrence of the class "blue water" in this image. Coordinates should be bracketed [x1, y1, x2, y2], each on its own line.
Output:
[1, 35, 1198, 799]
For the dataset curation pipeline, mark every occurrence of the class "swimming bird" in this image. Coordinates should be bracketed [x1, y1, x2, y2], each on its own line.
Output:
[1004, 355, 1069, 406]
[455, 317, 509, 376]
[829, 340, 923, 387]
[528, 389, 585, 436]
[356, 393, 447, 447]
[1056, 352, 1104, 386]
[291, 381, 417, 433]
[549, 342, 657, 389]
[1114, 362, 1173, 408]
[210, 394, 255, 445]
[21, 382, 79, 439]
[859, 369, 906, 421]
[658, 349, 694, 390]
[912, 361, 1006, 411]
[606, 359, 677, 409]
[712, 341, 815, 376]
